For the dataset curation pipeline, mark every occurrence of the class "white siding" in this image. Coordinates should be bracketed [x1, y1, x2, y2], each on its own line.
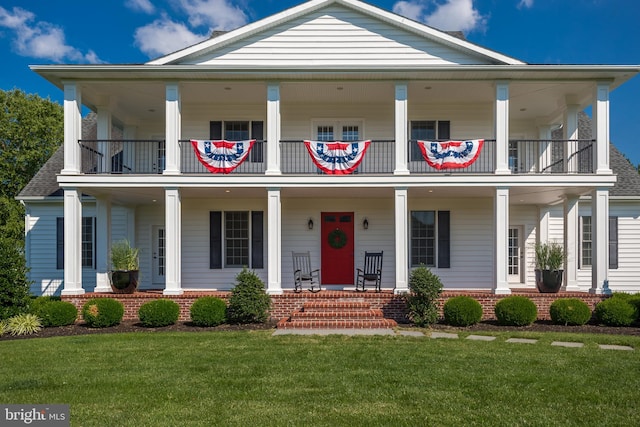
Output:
[186, 5, 493, 67]
[510, 205, 538, 288]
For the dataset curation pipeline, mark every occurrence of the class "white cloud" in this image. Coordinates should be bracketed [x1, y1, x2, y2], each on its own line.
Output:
[0, 6, 103, 63]
[134, 17, 207, 57]
[177, 0, 248, 30]
[392, 0, 486, 33]
[125, 0, 156, 14]
[518, 0, 534, 8]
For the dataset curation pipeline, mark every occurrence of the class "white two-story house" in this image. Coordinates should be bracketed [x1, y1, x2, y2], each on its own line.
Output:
[21, 0, 640, 297]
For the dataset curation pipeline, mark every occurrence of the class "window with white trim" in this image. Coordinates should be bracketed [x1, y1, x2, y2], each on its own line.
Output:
[56, 217, 96, 269]
[580, 215, 618, 269]
[410, 120, 450, 161]
[410, 210, 450, 268]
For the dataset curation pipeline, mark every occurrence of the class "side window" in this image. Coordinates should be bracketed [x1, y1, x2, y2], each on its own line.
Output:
[56, 217, 96, 269]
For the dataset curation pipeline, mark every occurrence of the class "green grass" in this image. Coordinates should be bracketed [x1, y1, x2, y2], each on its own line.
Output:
[0, 330, 638, 426]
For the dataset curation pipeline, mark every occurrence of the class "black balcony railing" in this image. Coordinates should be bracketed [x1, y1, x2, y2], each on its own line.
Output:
[79, 138, 594, 175]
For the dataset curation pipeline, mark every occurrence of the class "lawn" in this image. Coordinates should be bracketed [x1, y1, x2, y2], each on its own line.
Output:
[0, 330, 638, 426]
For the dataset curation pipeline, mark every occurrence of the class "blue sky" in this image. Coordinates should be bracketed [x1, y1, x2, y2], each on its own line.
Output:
[1, 0, 639, 165]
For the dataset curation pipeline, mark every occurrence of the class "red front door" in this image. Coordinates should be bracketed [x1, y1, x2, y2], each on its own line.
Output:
[321, 212, 355, 285]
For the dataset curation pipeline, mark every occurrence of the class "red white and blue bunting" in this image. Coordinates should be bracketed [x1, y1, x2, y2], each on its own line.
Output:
[304, 140, 371, 175]
[190, 139, 255, 174]
[417, 139, 484, 170]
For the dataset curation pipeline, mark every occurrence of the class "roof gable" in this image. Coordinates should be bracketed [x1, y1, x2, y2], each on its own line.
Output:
[149, 0, 524, 67]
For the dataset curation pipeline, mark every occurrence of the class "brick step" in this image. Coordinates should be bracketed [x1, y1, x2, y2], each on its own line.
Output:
[289, 308, 385, 320]
[302, 301, 371, 312]
[277, 318, 398, 329]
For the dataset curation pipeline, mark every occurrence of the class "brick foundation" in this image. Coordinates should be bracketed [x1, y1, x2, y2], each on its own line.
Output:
[62, 289, 609, 324]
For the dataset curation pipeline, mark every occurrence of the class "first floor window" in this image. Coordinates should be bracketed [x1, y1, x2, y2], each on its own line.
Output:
[210, 211, 264, 269]
[580, 215, 618, 269]
[410, 210, 450, 268]
[56, 217, 96, 269]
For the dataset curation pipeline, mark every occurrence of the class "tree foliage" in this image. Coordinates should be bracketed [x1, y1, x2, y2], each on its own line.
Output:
[0, 237, 31, 320]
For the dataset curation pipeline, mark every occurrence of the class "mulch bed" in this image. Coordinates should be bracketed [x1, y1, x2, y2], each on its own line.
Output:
[1, 319, 639, 341]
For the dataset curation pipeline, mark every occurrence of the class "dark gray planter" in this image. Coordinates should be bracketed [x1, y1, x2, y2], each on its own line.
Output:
[110, 270, 139, 294]
[535, 269, 563, 293]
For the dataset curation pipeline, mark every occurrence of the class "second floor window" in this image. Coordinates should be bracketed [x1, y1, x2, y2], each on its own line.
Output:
[410, 120, 450, 161]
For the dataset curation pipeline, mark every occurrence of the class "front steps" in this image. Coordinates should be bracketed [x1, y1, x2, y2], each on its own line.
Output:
[277, 300, 398, 329]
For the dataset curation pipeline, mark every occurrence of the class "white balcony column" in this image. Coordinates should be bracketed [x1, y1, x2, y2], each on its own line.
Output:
[266, 83, 282, 175]
[394, 187, 409, 293]
[164, 188, 183, 295]
[267, 188, 283, 294]
[96, 106, 112, 173]
[563, 195, 581, 291]
[164, 83, 181, 175]
[494, 81, 511, 174]
[537, 123, 552, 173]
[590, 188, 611, 294]
[94, 196, 112, 293]
[593, 82, 612, 174]
[564, 102, 579, 173]
[493, 187, 511, 294]
[62, 82, 82, 174]
[61, 188, 84, 295]
[394, 83, 410, 175]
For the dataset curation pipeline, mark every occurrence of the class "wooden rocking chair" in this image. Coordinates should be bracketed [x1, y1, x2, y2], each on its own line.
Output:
[355, 251, 383, 292]
[292, 251, 321, 293]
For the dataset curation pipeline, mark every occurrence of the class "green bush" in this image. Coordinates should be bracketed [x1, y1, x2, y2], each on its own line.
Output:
[7, 313, 42, 336]
[443, 296, 483, 327]
[594, 298, 637, 327]
[0, 237, 31, 320]
[494, 296, 537, 326]
[628, 295, 640, 320]
[549, 298, 591, 326]
[190, 296, 227, 327]
[227, 268, 271, 324]
[37, 301, 78, 327]
[81, 298, 124, 328]
[0, 319, 8, 336]
[28, 296, 61, 315]
[138, 299, 180, 327]
[404, 266, 443, 327]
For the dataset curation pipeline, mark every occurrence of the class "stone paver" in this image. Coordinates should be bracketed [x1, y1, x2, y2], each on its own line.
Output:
[397, 330, 425, 337]
[551, 341, 584, 348]
[467, 335, 496, 341]
[430, 332, 459, 339]
[506, 338, 538, 344]
[598, 344, 634, 351]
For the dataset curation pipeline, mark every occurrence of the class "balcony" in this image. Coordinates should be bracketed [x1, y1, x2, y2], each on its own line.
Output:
[79, 139, 594, 175]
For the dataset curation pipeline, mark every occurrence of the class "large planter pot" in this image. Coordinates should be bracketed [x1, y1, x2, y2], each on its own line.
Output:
[535, 269, 563, 293]
[110, 270, 139, 294]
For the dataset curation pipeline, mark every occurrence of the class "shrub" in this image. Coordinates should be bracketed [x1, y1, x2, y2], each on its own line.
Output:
[138, 299, 180, 327]
[7, 313, 42, 336]
[227, 268, 271, 324]
[0, 319, 8, 336]
[404, 266, 443, 327]
[549, 298, 591, 326]
[594, 298, 637, 327]
[81, 298, 124, 328]
[0, 237, 31, 320]
[628, 295, 640, 320]
[28, 296, 61, 315]
[190, 296, 227, 327]
[37, 301, 78, 327]
[494, 296, 537, 326]
[443, 296, 483, 327]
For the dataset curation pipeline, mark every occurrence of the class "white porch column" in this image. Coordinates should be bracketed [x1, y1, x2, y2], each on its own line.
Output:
[267, 188, 283, 294]
[394, 187, 409, 293]
[537, 206, 550, 245]
[563, 195, 580, 291]
[394, 83, 410, 175]
[590, 188, 611, 294]
[537, 123, 552, 173]
[164, 83, 181, 175]
[266, 83, 282, 175]
[164, 188, 183, 295]
[593, 82, 612, 174]
[564, 103, 579, 173]
[61, 188, 84, 295]
[96, 106, 112, 173]
[94, 196, 112, 293]
[494, 81, 511, 174]
[493, 187, 511, 294]
[62, 82, 82, 174]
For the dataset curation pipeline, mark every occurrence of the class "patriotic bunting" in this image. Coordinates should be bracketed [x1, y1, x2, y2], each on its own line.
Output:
[191, 139, 255, 174]
[417, 139, 484, 170]
[304, 140, 371, 175]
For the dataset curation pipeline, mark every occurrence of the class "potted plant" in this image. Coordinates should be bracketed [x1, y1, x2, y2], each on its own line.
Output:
[109, 239, 139, 294]
[534, 241, 564, 293]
